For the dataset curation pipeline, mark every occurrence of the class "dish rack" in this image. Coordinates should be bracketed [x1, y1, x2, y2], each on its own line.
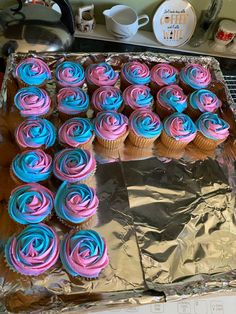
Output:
[224, 75, 236, 105]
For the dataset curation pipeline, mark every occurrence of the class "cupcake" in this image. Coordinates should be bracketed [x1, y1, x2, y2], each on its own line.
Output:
[5, 223, 59, 276]
[54, 181, 99, 228]
[15, 118, 56, 150]
[58, 117, 94, 149]
[156, 85, 187, 119]
[91, 86, 123, 113]
[161, 113, 197, 150]
[179, 64, 212, 93]
[193, 112, 229, 150]
[60, 229, 109, 278]
[85, 62, 119, 95]
[128, 109, 163, 148]
[57, 87, 89, 120]
[15, 58, 51, 87]
[94, 111, 129, 149]
[53, 148, 96, 183]
[120, 61, 150, 90]
[8, 183, 54, 225]
[14, 87, 52, 118]
[150, 63, 178, 94]
[55, 61, 85, 89]
[11, 149, 53, 184]
[123, 85, 154, 116]
[186, 89, 222, 120]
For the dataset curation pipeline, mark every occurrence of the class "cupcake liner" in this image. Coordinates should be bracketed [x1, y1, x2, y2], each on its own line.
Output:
[155, 102, 174, 120]
[96, 131, 129, 150]
[80, 170, 97, 188]
[185, 142, 215, 161]
[179, 78, 195, 94]
[193, 132, 226, 151]
[128, 129, 159, 148]
[59, 133, 95, 150]
[120, 73, 131, 91]
[87, 81, 100, 96]
[59, 111, 87, 122]
[92, 104, 125, 116]
[124, 139, 153, 160]
[56, 214, 97, 230]
[155, 139, 185, 159]
[184, 103, 201, 121]
[160, 130, 192, 150]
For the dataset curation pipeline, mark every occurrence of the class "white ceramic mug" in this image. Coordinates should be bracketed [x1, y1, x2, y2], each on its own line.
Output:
[103, 5, 149, 39]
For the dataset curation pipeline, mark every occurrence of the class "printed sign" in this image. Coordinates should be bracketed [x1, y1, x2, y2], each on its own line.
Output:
[153, 0, 196, 47]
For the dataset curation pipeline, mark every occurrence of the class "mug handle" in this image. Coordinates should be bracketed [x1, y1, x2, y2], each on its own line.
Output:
[137, 14, 149, 29]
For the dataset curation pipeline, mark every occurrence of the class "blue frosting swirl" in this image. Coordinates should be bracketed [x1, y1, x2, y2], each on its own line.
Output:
[8, 183, 54, 224]
[130, 110, 163, 138]
[60, 229, 109, 278]
[92, 86, 123, 111]
[54, 181, 98, 224]
[5, 223, 59, 276]
[56, 61, 85, 86]
[12, 149, 53, 183]
[122, 61, 150, 85]
[157, 85, 187, 113]
[16, 118, 56, 149]
[57, 87, 89, 114]
[16, 58, 51, 85]
[59, 118, 94, 147]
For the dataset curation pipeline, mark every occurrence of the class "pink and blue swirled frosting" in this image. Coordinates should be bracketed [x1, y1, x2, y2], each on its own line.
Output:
[15, 58, 51, 85]
[5, 223, 59, 276]
[15, 118, 56, 149]
[129, 110, 163, 138]
[157, 85, 187, 113]
[164, 113, 197, 142]
[14, 87, 51, 117]
[86, 62, 118, 86]
[190, 89, 221, 113]
[8, 183, 54, 224]
[57, 87, 89, 114]
[53, 148, 96, 182]
[56, 61, 85, 87]
[180, 64, 211, 89]
[59, 118, 94, 147]
[121, 61, 150, 85]
[12, 149, 52, 183]
[55, 181, 99, 225]
[60, 230, 109, 278]
[94, 111, 128, 140]
[123, 85, 153, 110]
[196, 112, 229, 140]
[151, 63, 178, 86]
[91, 86, 123, 111]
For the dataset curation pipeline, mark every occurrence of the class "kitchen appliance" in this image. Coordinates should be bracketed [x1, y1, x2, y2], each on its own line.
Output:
[0, 0, 74, 57]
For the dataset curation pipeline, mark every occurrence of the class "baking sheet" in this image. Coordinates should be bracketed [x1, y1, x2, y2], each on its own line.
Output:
[0, 52, 236, 313]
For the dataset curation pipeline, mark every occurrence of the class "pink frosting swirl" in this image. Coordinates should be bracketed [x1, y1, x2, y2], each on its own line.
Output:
[151, 63, 178, 86]
[53, 148, 96, 182]
[180, 64, 211, 89]
[94, 111, 129, 140]
[123, 85, 153, 110]
[86, 62, 118, 86]
[121, 61, 150, 85]
[91, 86, 123, 111]
[156, 85, 187, 113]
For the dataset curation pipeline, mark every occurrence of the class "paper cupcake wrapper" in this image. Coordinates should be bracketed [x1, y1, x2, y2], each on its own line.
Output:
[96, 131, 129, 150]
[59, 111, 87, 122]
[160, 130, 192, 151]
[128, 129, 159, 148]
[10, 167, 24, 186]
[155, 139, 185, 159]
[184, 103, 201, 121]
[155, 102, 174, 120]
[56, 213, 97, 230]
[80, 171, 97, 188]
[193, 132, 226, 151]
[59, 134, 95, 150]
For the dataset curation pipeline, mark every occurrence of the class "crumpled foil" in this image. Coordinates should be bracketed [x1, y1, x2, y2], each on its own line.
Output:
[0, 52, 236, 313]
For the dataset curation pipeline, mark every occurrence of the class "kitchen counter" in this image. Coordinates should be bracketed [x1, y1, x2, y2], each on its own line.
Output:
[71, 38, 236, 76]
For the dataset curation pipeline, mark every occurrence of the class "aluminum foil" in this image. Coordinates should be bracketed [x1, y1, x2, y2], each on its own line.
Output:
[0, 52, 236, 313]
